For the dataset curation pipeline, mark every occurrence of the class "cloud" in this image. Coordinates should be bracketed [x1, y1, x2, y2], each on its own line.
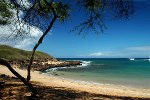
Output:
[87, 51, 127, 57]
[83, 48, 149, 58]
[0, 22, 43, 50]
[89, 52, 103, 56]
[18, 0, 31, 8]
[127, 46, 150, 51]
[0, 0, 44, 50]
[89, 52, 107, 57]
[88, 52, 112, 57]
[14, 38, 35, 50]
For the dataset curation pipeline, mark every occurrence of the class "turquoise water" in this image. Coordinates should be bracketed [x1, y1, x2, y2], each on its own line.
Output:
[45, 58, 150, 89]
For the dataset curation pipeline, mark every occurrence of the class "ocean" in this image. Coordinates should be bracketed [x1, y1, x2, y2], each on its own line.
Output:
[44, 58, 150, 89]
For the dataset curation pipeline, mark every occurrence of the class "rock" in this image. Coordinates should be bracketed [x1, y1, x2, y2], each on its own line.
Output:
[0, 74, 8, 78]
[33, 61, 82, 71]
[67, 61, 81, 66]
[0, 81, 5, 88]
[7, 57, 81, 72]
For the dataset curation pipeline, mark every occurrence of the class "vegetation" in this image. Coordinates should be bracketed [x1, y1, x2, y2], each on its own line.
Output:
[0, 45, 55, 61]
[0, 1, 13, 25]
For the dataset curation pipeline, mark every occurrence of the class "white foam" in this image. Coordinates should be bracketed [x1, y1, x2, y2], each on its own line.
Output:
[129, 58, 150, 61]
[45, 60, 91, 73]
[142, 59, 150, 61]
[81, 61, 91, 67]
[129, 58, 135, 61]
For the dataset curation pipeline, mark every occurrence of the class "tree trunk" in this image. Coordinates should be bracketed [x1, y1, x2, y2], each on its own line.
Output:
[27, 16, 57, 82]
[0, 13, 57, 96]
[0, 59, 37, 95]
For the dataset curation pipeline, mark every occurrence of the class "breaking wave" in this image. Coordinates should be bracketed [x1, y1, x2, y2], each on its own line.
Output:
[45, 60, 91, 72]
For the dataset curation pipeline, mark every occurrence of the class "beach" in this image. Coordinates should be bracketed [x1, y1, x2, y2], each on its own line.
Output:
[0, 65, 150, 99]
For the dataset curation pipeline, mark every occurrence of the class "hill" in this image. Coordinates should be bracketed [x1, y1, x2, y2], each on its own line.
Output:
[0, 45, 81, 71]
[0, 45, 57, 62]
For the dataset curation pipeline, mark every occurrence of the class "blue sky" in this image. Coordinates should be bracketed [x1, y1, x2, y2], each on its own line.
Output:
[37, 1, 150, 58]
[0, 0, 150, 58]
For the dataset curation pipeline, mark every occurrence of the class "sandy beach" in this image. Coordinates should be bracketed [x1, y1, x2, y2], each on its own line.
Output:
[0, 65, 150, 99]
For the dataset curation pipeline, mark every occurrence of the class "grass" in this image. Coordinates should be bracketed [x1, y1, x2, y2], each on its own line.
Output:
[0, 45, 55, 61]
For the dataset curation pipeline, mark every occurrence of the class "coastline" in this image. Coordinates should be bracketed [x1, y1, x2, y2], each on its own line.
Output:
[0, 65, 150, 98]
[11, 60, 81, 71]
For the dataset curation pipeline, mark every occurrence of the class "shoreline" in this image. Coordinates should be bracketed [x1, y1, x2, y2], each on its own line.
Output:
[0, 65, 150, 98]
[14, 60, 82, 71]
[51, 73, 150, 90]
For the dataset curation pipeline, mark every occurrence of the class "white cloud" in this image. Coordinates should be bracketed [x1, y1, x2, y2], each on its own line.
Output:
[127, 46, 150, 51]
[14, 38, 34, 50]
[88, 52, 112, 57]
[89, 52, 103, 56]
[17, 0, 31, 9]
[0, 0, 44, 50]
[0, 21, 43, 50]
[83, 49, 149, 58]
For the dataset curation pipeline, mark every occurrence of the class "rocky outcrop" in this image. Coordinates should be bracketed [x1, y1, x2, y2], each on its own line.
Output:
[32, 61, 82, 71]
[8, 59, 81, 71]
[0, 45, 82, 71]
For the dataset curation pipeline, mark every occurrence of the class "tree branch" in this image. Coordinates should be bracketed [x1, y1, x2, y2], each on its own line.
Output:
[0, 58, 37, 95]
[26, 15, 57, 82]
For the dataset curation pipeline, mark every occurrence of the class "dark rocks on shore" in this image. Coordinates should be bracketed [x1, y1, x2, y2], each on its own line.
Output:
[67, 61, 81, 66]
[7, 57, 82, 71]
[0, 81, 5, 88]
[34, 61, 82, 71]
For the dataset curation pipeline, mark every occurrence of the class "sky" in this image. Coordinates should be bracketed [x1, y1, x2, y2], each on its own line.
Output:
[0, 0, 150, 58]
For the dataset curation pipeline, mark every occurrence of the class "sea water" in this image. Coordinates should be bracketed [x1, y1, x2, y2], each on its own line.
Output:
[45, 58, 150, 89]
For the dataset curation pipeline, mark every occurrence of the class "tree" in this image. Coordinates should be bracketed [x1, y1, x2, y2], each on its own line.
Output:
[0, 0, 134, 96]
[0, 1, 13, 25]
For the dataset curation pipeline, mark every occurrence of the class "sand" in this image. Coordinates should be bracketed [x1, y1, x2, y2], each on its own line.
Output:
[0, 65, 150, 98]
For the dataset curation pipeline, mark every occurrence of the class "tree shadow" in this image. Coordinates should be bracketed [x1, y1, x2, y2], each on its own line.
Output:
[0, 74, 149, 100]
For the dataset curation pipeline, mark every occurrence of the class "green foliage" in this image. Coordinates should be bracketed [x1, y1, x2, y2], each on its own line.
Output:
[52, 2, 69, 22]
[33, 0, 69, 22]
[0, 1, 13, 25]
[0, 0, 134, 34]
[0, 45, 55, 61]
[83, 0, 103, 11]
[34, 0, 52, 16]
